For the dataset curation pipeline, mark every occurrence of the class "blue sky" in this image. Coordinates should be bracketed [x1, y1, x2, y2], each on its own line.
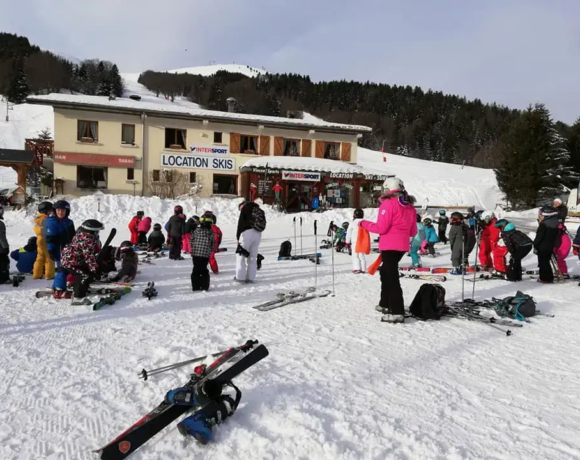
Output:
[2, 0, 579, 123]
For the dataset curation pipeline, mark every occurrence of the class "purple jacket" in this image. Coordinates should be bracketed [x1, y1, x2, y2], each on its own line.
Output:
[361, 196, 417, 252]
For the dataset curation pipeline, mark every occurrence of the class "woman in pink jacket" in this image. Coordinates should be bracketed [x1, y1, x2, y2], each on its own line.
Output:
[360, 177, 417, 323]
[137, 217, 152, 246]
[554, 223, 571, 276]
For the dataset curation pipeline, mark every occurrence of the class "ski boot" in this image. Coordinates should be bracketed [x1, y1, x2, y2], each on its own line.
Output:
[381, 313, 405, 324]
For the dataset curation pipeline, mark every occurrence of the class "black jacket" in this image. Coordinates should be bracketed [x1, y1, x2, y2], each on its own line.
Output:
[185, 218, 198, 234]
[533, 217, 559, 252]
[0, 218, 8, 254]
[574, 227, 580, 247]
[147, 230, 166, 249]
[114, 252, 138, 281]
[167, 214, 185, 238]
[236, 202, 258, 240]
[502, 229, 532, 254]
[436, 216, 449, 231]
[557, 205, 568, 223]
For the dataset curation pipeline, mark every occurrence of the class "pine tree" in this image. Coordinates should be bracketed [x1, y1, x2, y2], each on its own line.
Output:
[110, 64, 124, 97]
[567, 117, 580, 177]
[495, 104, 577, 209]
[96, 61, 111, 96]
[7, 61, 30, 103]
[36, 127, 52, 140]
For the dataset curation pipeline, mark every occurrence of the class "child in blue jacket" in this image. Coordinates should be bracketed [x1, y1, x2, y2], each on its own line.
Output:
[423, 215, 439, 256]
[410, 214, 426, 267]
[10, 237, 38, 273]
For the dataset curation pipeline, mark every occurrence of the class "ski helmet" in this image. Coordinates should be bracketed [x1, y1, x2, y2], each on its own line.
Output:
[353, 208, 364, 219]
[38, 201, 53, 215]
[503, 223, 515, 232]
[382, 177, 404, 193]
[481, 210, 495, 224]
[342, 222, 349, 230]
[80, 219, 104, 233]
[27, 236, 37, 247]
[450, 212, 464, 223]
[539, 205, 558, 218]
[174, 205, 183, 215]
[467, 207, 475, 214]
[136, 210, 145, 217]
[54, 200, 71, 216]
[114, 240, 133, 259]
[153, 223, 162, 231]
[439, 209, 446, 215]
[423, 217, 432, 225]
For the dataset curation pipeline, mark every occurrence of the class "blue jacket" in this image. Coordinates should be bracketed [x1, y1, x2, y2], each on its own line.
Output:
[425, 225, 439, 243]
[412, 223, 426, 246]
[45, 215, 75, 260]
[10, 247, 37, 273]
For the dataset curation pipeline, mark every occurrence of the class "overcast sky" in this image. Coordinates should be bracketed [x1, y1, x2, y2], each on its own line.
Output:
[2, 0, 579, 123]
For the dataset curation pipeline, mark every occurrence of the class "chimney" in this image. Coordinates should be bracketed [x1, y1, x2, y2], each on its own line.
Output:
[226, 97, 237, 113]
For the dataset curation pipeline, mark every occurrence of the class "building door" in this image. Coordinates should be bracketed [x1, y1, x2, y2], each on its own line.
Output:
[213, 174, 237, 195]
[286, 182, 315, 212]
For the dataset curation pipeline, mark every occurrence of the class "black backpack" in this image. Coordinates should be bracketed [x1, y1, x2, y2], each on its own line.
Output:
[494, 291, 536, 320]
[409, 284, 447, 320]
[278, 240, 292, 258]
[251, 207, 266, 232]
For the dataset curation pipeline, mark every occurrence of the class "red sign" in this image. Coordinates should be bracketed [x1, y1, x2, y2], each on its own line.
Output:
[54, 152, 135, 167]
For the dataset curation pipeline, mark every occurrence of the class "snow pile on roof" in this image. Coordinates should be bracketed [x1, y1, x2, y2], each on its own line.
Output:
[167, 64, 265, 78]
[242, 156, 363, 174]
[357, 147, 503, 209]
[27, 94, 372, 133]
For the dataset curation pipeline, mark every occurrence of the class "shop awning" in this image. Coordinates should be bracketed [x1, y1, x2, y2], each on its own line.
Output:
[240, 156, 393, 181]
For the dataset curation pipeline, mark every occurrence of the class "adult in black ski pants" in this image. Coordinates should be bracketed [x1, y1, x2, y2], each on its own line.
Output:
[191, 257, 210, 291]
[379, 251, 406, 315]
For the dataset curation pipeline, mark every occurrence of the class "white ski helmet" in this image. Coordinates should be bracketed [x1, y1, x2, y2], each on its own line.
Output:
[481, 210, 495, 224]
[382, 176, 404, 193]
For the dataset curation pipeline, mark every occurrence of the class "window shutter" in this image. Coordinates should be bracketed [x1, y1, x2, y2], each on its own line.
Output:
[274, 137, 284, 156]
[259, 136, 270, 156]
[315, 141, 325, 158]
[230, 133, 241, 153]
[340, 143, 351, 162]
[301, 139, 312, 157]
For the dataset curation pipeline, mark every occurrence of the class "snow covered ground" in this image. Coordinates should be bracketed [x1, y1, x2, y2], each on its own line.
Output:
[1, 196, 580, 459]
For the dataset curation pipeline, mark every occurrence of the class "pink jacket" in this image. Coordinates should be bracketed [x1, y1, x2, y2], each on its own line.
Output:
[361, 196, 417, 252]
[554, 224, 571, 259]
[138, 217, 152, 233]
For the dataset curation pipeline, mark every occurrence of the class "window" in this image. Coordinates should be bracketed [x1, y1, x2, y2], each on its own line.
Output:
[165, 128, 187, 149]
[152, 169, 160, 181]
[164, 170, 174, 182]
[324, 142, 340, 160]
[127, 168, 134, 180]
[77, 166, 107, 189]
[213, 174, 237, 194]
[213, 132, 222, 143]
[189, 172, 197, 183]
[122, 124, 135, 145]
[240, 135, 258, 153]
[77, 120, 98, 142]
[283, 139, 300, 156]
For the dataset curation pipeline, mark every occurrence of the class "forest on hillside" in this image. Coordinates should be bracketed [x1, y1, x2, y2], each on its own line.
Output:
[0, 32, 124, 104]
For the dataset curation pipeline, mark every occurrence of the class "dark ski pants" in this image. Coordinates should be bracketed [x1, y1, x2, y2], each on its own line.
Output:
[0, 253, 10, 284]
[138, 231, 147, 246]
[379, 250, 405, 315]
[426, 242, 436, 256]
[191, 257, 210, 291]
[537, 250, 554, 283]
[65, 266, 95, 298]
[507, 246, 531, 282]
[438, 228, 448, 244]
[170, 236, 182, 259]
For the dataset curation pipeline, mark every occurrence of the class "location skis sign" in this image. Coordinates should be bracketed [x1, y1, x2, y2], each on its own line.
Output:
[161, 154, 235, 171]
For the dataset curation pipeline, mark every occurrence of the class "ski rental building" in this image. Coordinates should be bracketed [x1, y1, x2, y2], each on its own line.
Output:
[27, 93, 388, 211]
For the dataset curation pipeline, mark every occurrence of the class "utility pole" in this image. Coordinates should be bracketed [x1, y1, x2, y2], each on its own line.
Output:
[2, 97, 13, 122]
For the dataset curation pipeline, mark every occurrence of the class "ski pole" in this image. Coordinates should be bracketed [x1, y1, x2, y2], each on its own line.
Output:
[139, 350, 226, 380]
[300, 217, 303, 255]
[331, 226, 335, 296]
[471, 232, 481, 300]
[293, 217, 297, 257]
[314, 220, 318, 289]
[461, 230, 465, 302]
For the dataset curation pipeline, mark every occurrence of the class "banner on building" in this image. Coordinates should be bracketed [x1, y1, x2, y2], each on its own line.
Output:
[281, 171, 322, 182]
[54, 152, 135, 167]
[189, 146, 229, 155]
[161, 154, 235, 171]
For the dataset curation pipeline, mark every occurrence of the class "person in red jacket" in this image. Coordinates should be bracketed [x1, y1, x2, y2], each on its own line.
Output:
[273, 181, 283, 201]
[128, 211, 144, 244]
[203, 211, 223, 274]
[478, 211, 500, 271]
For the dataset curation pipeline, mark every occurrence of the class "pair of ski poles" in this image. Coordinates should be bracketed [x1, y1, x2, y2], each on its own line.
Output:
[293, 217, 303, 256]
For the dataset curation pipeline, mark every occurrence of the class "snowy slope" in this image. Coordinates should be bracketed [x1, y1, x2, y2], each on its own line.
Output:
[167, 64, 265, 78]
[121, 73, 202, 109]
[1, 195, 579, 460]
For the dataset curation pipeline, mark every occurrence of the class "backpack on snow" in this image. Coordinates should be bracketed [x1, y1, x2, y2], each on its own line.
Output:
[278, 240, 292, 258]
[409, 283, 447, 320]
[250, 207, 267, 232]
[493, 291, 536, 320]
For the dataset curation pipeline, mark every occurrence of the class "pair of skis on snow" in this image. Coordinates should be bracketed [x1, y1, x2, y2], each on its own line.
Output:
[252, 287, 332, 311]
[94, 340, 269, 459]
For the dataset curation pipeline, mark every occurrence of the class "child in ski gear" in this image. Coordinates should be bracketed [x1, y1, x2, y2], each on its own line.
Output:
[464, 207, 477, 263]
[554, 223, 571, 276]
[478, 211, 500, 271]
[0, 207, 8, 284]
[235, 201, 265, 283]
[423, 216, 439, 256]
[167, 205, 186, 260]
[190, 214, 214, 291]
[59, 219, 103, 298]
[410, 214, 426, 268]
[128, 211, 144, 245]
[10, 236, 37, 274]
[449, 212, 467, 273]
[137, 216, 151, 246]
[33, 201, 55, 279]
[111, 241, 138, 282]
[360, 177, 417, 323]
[346, 208, 367, 273]
[533, 206, 560, 283]
[496, 221, 533, 282]
[147, 223, 166, 251]
[204, 211, 222, 274]
[554, 198, 568, 223]
[183, 216, 199, 255]
[98, 246, 117, 275]
[331, 223, 348, 252]
[47, 200, 75, 293]
[435, 210, 449, 244]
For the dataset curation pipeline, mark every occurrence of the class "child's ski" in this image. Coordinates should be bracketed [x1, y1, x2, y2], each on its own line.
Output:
[254, 289, 331, 312]
[432, 266, 481, 274]
[277, 252, 322, 261]
[399, 266, 431, 272]
[399, 273, 446, 282]
[467, 273, 505, 282]
[92, 287, 132, 311]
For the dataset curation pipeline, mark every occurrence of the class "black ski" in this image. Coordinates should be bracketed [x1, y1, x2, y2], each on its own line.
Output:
[96, 228, 117, 266]
[95, 340, 266, 459]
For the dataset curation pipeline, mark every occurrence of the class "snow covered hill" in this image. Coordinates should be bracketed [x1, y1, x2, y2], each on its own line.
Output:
[167, 63, 266, 78]
[1, 195, 580, 459]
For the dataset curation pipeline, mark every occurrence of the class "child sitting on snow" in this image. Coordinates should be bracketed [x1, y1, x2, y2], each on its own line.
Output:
[148, 223, 166, 252]
[109, 241, 138, 283]
[10, 236, 37, 274]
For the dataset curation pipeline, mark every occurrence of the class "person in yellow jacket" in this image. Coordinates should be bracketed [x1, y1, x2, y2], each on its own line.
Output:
[33, 201, 55, 279]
